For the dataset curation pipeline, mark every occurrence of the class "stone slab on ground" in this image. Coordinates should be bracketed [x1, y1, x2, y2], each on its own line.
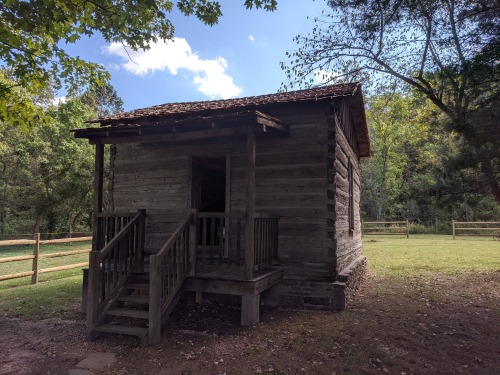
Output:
[75, 352, 117, 370]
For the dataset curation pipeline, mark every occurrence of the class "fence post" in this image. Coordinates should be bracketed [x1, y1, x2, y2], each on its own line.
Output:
[406, 220, 409, 239]
[452, 220, 455, 240]
[31, 233, 40, 284]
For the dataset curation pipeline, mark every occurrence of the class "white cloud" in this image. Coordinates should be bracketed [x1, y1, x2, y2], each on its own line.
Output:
[103, 38, 242, 99]
[313, 69, 339, 84]
[51, 96, 67, 106]
[249, 35, 255, 43]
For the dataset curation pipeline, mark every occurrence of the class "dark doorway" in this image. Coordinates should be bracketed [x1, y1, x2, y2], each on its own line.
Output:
[192, 157, 226, 251]
[192, 157, 226, 213]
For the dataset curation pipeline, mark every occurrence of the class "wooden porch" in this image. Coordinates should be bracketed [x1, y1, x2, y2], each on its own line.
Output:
[85, 209, 281, 345]
[186, 266, 283, 327]
[82, 111, 286, 345]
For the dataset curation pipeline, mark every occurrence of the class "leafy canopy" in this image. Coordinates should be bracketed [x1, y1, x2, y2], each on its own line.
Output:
[0, 81, 124, 234]
[0, 69, 49, 130]
[362, 92, 435, 221]
[0, 0, 277, 127]
[282, 0, 499, 201]
[0, 98, 96, 234]
[282, 0, 498, 112]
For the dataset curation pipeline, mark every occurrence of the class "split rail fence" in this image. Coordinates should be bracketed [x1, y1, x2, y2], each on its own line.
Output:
[0, 234, 91, 284]
[452, 221, 500, 240]
[362, 220, 410, 238]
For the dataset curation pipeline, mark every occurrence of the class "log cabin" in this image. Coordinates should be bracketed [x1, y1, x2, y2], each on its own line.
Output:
[73, 82, 371, 346]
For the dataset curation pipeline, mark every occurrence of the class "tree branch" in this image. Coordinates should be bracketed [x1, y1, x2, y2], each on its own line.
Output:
[418, 16, 432, 79]
[0, 82, 23, 94]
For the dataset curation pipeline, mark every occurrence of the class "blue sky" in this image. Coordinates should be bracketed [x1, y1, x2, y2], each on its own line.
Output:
[63, 1, 328, 111]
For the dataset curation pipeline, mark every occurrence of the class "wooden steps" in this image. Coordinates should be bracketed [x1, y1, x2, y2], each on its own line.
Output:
[93, 273, 151, 345]
[89, 256, 284, 346]
[117, 295, 149, 304]
[126, 282, 149, 291]
[106, 308, 149, 319]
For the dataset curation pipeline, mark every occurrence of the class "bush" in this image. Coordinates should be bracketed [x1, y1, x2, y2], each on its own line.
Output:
[409, 222, 451, 235]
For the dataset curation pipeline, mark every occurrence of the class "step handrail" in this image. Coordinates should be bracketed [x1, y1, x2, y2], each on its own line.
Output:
[148, 210, 197, 344]
[155, 212, 193, 258]
[87, 210, 146, 339]
[98, 211, 144, 257]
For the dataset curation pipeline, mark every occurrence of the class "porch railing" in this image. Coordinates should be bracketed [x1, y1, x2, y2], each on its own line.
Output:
[87, 210, 146, 336]
[148, 211, 196, 344]
[254, 214, 279, 269]
[95, 211, 141, 250]
[197, 212, 244, 266]
[196, 212, 279, 270]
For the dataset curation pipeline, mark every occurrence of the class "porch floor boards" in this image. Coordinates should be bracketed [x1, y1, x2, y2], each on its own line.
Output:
[186, 265, 283, 297]
[194, 265, 274, 280]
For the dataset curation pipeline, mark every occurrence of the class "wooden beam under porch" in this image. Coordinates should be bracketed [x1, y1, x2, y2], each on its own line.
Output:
[184, 267, 283, 325]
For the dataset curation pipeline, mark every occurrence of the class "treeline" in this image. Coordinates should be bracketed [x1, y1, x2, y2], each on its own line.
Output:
[0, 70, 122, 237]
[280, 0, 499, 229]
[1, 82, 498, 236]
[361, 91, 499, 232]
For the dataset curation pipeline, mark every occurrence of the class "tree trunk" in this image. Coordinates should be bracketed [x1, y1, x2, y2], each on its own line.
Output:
[485, 171, 500, 203]
[32, 214, 43, 234]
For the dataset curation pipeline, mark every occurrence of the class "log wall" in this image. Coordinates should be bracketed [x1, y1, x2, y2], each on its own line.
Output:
[110, 139, 242, 254]
[263, 97, 366, 311]
[232, 102, 330, 280]
[330, 99, 363, 275]
[110, 101, 331, 280]
[109, 98, 366, 298]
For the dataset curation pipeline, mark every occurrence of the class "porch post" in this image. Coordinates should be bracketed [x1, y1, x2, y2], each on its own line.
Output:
[92, 142, 104, 251]
[87, 141, 104, 338]
[245, 126, 256, 279]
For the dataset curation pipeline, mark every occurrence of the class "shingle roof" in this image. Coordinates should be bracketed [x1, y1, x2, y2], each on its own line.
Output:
[90, 82, 361, 125]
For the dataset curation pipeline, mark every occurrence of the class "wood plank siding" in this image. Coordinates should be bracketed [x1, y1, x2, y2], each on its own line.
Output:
[74, 83, 371, 313]
[330, 98, 363, 275]
[110, 101, 332, 280]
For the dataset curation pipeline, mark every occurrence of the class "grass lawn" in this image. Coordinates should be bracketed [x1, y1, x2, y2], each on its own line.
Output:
[0, 241, 90, 318]
[363, 234, 499, 276]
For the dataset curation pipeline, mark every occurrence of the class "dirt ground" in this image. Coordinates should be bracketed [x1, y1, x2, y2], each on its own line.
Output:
[1, 270, 499, 375]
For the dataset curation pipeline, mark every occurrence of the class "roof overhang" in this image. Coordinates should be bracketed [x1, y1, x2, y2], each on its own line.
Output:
[72, 110, 288, 145]
[349, 86, 371, 158]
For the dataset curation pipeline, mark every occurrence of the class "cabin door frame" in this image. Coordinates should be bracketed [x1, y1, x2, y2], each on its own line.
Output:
[188, 155, 231, 214]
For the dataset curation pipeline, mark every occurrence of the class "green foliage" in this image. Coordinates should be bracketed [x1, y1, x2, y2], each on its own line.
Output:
[0, 0, 277, 128]
[361, 92, 429, 220]
[0, 98, 96, 234]
[408, 223, 451, 235]
[0, 68, 123, 235]
[361, 89, 500, 227]
[0, 70, 51, 130]
[0, 79, 126, 236]
[282, 0, 500, 201]
[74, 82, 124, 117]
[244, 0, 277, 11]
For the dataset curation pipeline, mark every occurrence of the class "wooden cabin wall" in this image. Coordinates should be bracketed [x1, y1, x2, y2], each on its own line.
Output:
[235, 101, 331, 280]
[330, 98, 363, 276]
[109, 101, 332, 280]
[110, 138, 244, 254]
